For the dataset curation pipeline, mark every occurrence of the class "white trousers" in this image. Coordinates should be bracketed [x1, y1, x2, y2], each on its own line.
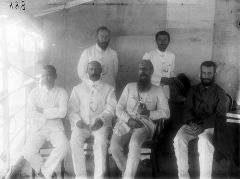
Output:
[110, 127, 149, 179]
[70, 126, 111, 179]
[173, 125, 214, 179]
[22, 126, 69, 179]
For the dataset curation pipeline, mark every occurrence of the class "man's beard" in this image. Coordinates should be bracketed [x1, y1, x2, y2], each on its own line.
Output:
[89, 74, 100, 81]
[137, 74, 151, 91]
[201, 77, 215, 87]
[97, 41, 109, 50]
[158, 44, 168, 52]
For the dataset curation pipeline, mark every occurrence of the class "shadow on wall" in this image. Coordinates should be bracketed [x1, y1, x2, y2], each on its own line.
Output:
[216, 62, 239, 99]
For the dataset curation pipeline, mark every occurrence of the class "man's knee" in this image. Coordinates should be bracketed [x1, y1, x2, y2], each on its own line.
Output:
[110, 137, 121, 155]
[70, 133, 85, 149]
[58, 138, 70, 156]
[174, 131, 182, 145]
[173, 130, 188, 149]
[129, 137, 141, 151]
[22, 150, 33, 164]
[22, 143, 40, 159]
[94, 136, 108, 148]
[198, 135, 214, 152]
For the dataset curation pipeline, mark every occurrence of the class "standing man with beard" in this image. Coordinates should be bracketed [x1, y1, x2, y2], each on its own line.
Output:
[142, 31, 175, 99]
[78, 26, 118, 88]
[173, 61, 227, 179]
[69, 61, 117, 179]
[110, 60, 170, 179]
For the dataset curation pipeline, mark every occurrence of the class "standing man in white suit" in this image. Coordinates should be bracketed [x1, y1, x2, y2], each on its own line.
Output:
[78, 26, 118, 88]
[143, 30, 175, 99]
[6, 65, 69, 179]
[69, 61, 117, 179]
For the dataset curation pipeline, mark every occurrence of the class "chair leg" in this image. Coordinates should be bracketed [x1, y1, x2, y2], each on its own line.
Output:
[61, 160, 64, 179]
[155, 151, 160, 173]
[112, 159, 121, 177]
[151, 144, 160, 178]
[151, 150, 156, 178]
[106, 154, 110, 178]
[32, 168, 35, 179]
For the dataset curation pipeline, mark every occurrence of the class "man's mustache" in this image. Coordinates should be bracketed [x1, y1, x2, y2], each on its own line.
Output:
[89, 74, 99, 78]
[139, 73, 148, 77]
[202, 78, 212, 81]
[99, 42, 108, 45]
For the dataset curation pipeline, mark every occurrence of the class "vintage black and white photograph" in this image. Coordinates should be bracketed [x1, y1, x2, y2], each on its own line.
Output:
[0, 0, 239, 179]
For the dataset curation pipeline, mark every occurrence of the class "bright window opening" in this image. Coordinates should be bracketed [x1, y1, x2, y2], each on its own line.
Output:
[0, 18, 43, 176]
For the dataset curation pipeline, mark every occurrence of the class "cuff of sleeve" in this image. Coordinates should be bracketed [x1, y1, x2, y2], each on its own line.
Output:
[75, 120, 79, 128]
[149, 110, 168, 120]
[123, 115, 131, 123]
[149, 111, 154, 119]
[98, 112, 113, 122]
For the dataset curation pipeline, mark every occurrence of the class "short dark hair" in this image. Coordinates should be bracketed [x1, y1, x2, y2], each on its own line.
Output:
[155, 30, 170, 42]
[43, 65, 57, 77]
[200, 61, 217, 73]
[97, 26, 110, 35]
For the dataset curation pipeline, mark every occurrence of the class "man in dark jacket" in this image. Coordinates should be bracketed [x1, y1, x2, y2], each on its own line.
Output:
[173, 61, 227, 179]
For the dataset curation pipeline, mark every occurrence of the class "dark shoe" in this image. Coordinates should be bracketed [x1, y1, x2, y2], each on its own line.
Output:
[37, 170, 45, 178]
[5, 166, 21, 179]
[38, 171, 57, 179]
[52, 172, 57, 179]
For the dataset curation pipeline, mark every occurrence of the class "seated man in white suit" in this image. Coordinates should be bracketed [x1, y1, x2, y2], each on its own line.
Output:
[110, 60, 170, 179]
[6, 65, 70, 179]
[69, 61, 117, 179]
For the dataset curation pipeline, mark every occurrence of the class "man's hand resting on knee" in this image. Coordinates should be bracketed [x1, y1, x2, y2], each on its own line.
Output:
[137, 103, 150, 117]
[188, 121, 204, 134]
[127, 118, 144, 129]
[91, 118, 104, 131]
[76, 120, 89, 130]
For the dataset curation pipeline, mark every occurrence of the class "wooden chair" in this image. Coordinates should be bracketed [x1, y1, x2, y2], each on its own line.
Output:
[226, 93, 233, 112]
[224, 93, 240, 177]
[141, 118, 167, 177]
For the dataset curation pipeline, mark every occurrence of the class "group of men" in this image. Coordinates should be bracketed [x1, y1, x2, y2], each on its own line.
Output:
[6, 26, 228, 179]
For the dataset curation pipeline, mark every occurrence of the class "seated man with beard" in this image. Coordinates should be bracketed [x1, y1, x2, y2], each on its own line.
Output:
[173, 61, 227, 179]
[110, 60, 170, 179]
[69, 61, 117, 179]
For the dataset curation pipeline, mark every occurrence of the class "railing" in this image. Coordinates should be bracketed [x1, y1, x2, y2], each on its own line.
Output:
[0, 65, 37, 174]
[0, 23, 39, 176]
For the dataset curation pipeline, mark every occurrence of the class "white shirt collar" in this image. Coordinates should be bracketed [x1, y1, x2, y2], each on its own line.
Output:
[96, 43, 109, 52]
[156, 49, 168, 57]
[86, 79, 101, 88]
[41, 85, 55, 93]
